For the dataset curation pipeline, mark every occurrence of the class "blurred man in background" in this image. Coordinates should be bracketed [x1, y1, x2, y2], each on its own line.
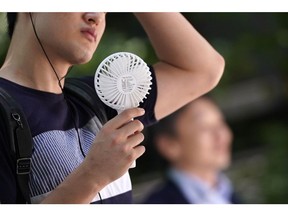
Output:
[144, 96, 240, 204]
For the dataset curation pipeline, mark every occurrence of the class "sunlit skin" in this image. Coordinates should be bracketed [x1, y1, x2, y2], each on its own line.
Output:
[157, 98, 232, 187]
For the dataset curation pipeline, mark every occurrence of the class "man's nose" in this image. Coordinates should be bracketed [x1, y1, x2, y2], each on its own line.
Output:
[83, 12, 105, 26]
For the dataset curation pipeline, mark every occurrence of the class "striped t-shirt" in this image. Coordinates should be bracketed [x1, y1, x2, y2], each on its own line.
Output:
[0, 69, 157, 204]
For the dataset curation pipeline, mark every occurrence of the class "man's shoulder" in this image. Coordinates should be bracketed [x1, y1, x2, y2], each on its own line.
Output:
[143, 179, 189, 204]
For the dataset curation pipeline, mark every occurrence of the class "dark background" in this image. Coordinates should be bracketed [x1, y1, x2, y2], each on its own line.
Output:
[1, 13, 288, 203]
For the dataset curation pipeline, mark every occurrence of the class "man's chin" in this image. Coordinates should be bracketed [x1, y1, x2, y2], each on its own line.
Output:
[71, 51, 94, 65]
[79, 55, 94, 64]
[217, 160, 231, 170]
[209, 158, 231, 171]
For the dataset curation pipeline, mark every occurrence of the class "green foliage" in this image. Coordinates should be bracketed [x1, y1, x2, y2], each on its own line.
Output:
[1, 12, 288, 203]
[259, 123, 288, 203]
[0, 13, 9, 66]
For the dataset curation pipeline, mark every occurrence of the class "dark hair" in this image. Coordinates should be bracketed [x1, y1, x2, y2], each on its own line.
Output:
[7, 12, 18, 39]
[152, 95, 214, 139]
[143, 95, 215, 171]
[144, 101, 194, 170]
[153, 105, 189, 139]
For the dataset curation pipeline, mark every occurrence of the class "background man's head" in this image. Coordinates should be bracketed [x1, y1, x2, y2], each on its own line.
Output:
[154, 96, 232, 173]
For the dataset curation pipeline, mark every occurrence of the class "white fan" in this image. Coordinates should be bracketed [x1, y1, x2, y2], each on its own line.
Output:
[94, 52, 152, 113]
[94, 52, 152, 168]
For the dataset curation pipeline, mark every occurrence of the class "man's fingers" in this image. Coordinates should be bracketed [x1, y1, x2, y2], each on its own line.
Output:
[104, 108, 145, 130]
[126, 132, 145, 148]
[130, 145, 146, 161]
[118, 119, 144, 138]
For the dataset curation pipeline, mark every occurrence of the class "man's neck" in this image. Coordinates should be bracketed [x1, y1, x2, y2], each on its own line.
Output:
[0, 34, 70, 93]
[176, 165, 219, 189]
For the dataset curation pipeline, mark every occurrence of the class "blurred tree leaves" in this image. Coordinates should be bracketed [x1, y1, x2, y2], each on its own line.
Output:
[258, 123, 288, 203]
[1, 12, 288, 203]
[0, 13, 9, 66]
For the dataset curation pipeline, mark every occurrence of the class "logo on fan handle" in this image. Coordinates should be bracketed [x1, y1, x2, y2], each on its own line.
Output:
[117, 74, 137, 94]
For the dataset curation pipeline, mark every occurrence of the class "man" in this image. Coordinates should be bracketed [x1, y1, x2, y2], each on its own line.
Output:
[144, 96, 239, 204]
[0, 13, 224, 204]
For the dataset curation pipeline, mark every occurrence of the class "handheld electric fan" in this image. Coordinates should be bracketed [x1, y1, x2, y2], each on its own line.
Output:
[94, 52, 152, 168]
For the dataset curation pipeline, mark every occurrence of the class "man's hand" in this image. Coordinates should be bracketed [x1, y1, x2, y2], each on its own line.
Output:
[83, 107, 146, 185]
[42, 107, 146, 204]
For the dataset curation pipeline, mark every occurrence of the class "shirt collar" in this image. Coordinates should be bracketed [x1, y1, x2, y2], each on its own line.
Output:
[168, 168, 233, 204]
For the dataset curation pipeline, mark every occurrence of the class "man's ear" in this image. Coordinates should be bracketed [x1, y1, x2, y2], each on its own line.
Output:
[155, 135, 181, 163]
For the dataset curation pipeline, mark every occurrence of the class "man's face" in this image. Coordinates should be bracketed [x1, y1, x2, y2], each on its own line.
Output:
[174, 99, 232, 171]
[31, 12, 106, 65]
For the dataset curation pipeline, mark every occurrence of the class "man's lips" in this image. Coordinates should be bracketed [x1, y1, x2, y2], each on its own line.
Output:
[81, 28, 97, 42]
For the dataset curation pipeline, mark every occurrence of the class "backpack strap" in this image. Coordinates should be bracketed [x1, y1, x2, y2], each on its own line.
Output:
[64, 78, 108, 125]
[0, 87, 33, 204]
[0, 78, 106, 204]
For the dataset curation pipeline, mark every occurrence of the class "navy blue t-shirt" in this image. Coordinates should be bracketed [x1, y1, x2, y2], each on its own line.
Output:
[0, 68, 157, 204]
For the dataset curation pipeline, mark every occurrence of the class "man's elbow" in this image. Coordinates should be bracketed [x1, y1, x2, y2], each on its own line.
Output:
[206, 53, 225, 92]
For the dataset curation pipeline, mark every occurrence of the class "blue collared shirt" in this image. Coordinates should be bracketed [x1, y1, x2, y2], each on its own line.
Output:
[168, 168, 233, 204]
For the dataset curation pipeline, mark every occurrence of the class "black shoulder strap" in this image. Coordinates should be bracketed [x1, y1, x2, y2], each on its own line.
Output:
[0, 87, 33, 204]
[64, 78, 108, 125]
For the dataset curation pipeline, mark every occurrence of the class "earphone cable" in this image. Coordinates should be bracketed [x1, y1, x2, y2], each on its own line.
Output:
[29, 13, 85, 156]
[29, 13, 64, 90]
[29, 12, 103, 204]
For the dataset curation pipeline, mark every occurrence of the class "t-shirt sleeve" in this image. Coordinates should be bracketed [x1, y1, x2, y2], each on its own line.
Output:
[0, 124, 17, 203]
[136, 66, 157, 126]
[79, 66, 158, 127]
